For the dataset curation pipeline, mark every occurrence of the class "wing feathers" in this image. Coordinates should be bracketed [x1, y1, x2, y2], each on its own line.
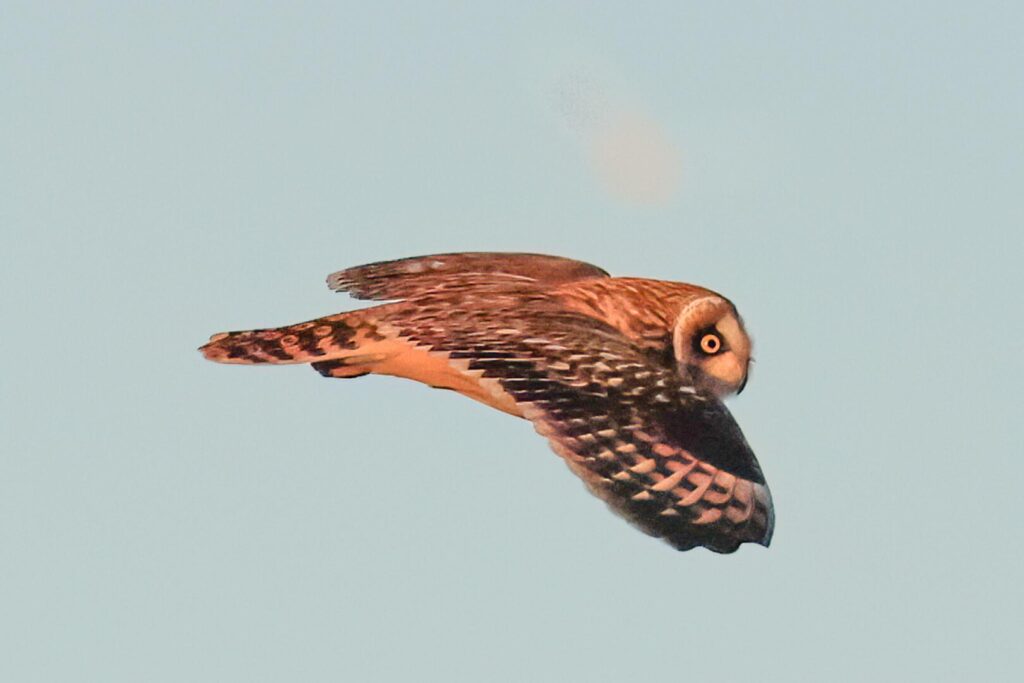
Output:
[326, 252, 609, 300]
[376, 302, 773, 553]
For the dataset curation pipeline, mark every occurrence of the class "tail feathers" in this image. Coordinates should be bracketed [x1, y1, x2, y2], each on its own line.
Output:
[199, 314, 370, 365]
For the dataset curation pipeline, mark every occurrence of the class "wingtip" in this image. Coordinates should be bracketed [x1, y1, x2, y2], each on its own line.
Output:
[325, 269, 378, 299]
[325, 270, 347, 291]
[756, 482, 775, 548]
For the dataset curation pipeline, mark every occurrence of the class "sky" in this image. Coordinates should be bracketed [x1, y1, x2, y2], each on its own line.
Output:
[2, 2, 1022, 681]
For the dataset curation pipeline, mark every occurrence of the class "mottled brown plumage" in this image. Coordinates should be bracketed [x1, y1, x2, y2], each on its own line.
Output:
[200, 252, 772, 553]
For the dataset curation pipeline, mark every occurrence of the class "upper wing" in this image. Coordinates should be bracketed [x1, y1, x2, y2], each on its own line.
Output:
[385, 295, 773, 553]
[326, 252, 609, 300]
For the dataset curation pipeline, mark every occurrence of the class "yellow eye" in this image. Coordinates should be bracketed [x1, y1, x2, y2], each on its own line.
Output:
[699, 333, 722, 355]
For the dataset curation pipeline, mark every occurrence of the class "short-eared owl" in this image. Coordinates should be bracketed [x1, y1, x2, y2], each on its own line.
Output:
[200, 252, 772, 553]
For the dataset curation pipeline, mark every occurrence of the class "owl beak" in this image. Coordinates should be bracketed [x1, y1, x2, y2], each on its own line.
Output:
[737, 374, 749, 395]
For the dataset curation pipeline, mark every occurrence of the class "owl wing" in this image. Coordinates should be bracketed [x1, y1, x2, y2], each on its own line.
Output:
[326, 252, 609, 300]
[388, 302, 773, 553]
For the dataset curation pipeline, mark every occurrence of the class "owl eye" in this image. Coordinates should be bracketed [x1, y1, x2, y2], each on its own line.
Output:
[698, 333, 723, 355]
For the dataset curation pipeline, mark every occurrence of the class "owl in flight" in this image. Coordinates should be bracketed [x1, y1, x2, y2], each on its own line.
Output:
[200, 252, 773, 553]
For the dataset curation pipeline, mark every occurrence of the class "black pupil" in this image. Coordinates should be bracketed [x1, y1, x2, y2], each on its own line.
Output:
[694, 329, 722, 355]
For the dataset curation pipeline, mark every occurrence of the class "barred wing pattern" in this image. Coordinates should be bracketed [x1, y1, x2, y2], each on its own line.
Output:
[383, 294, 773, 553]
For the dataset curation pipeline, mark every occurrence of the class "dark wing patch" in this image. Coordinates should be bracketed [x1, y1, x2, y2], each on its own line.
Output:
[327, 252, 609, 300]
[388, 303, 773, 554]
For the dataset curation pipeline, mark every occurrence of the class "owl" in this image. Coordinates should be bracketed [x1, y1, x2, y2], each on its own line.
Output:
[200, 252, 773, 553]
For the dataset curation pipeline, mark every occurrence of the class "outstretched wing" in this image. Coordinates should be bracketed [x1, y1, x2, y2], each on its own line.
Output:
[384, 296, 773, 553]
[327, 252, 609, 300]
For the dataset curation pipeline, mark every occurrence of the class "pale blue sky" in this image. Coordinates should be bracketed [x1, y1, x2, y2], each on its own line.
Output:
[3, 3, 1022, 681]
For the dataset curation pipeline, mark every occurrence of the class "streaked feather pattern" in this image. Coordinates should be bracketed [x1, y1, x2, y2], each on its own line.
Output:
[201, 252, 772, 553]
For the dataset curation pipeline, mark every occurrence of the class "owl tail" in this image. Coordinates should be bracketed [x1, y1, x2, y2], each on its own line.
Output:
[199, 307, 394, 377]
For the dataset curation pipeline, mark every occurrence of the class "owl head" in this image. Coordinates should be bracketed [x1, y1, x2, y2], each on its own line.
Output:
[672, 295, 752, 397]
